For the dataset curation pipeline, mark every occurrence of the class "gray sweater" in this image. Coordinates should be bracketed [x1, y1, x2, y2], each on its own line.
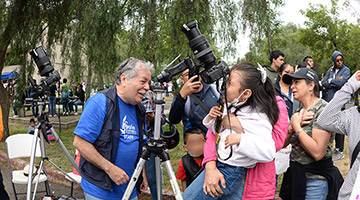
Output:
[317, 74, 360, 200]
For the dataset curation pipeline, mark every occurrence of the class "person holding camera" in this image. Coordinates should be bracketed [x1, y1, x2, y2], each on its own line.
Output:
[169, 69, 219, 135]
[73, 57, 152, 200]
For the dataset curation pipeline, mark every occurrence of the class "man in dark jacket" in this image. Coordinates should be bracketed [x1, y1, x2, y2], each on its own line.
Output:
[73, 57, 153, 200]
[322, 50, 351, 162]
[169, 69, 219, 134]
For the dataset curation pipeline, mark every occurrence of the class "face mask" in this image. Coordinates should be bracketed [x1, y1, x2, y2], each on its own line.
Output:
[227, 89, 249, 108]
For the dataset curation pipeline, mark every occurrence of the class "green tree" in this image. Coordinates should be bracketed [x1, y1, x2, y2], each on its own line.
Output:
[0, 0, 72, 140]
[240, 0, 284, 55]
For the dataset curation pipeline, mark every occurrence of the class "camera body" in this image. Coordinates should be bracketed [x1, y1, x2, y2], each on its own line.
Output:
[157, 20, 229, 84]
[29, 46, 61, 97]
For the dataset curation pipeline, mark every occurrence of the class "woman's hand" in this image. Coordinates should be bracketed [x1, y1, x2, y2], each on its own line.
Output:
[291, 110, 314, 132]
[225, 134, 242, 148]
[208, 106, 223, 119]
[203, 161, 226, 197]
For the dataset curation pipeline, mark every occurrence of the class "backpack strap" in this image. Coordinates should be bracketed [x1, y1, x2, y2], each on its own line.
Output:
[190, 94, 210, 113]
[351, 140, 360, 168]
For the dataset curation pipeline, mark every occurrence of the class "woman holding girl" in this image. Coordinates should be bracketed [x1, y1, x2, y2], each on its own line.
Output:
[183, 62, 283, 199]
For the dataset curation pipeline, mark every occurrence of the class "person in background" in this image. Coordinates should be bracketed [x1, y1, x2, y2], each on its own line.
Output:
[0, 106, 10, 200]
[297, 61, 311, 69]
[274, 63, 299, 119]
[27, 118, 35, 134]
[69, 84, 85, 115]
[60, 78, 70, 116]
[48, 83, 57, 117]
[303, 56, 314, 69]
[265, 50, 285, 83]
[176, 128, 205, 191]
[322, 50, 351, 162]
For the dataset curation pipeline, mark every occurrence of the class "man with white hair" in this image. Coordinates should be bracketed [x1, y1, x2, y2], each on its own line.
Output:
[73, 57, 153, 200]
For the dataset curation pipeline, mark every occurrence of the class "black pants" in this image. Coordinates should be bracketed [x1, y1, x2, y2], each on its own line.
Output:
[0, 171, 9, 200]
[335, 107, 346, 152]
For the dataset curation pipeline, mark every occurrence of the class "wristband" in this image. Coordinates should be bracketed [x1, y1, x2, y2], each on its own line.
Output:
[295, 128, 303, 136]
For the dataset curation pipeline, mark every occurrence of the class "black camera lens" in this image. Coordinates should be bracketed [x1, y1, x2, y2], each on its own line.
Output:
[181, 20, 217, 69]
[30, 46, 54, 77]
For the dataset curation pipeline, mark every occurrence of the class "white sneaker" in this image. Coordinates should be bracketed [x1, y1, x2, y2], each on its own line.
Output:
[54, 114, 57, 117]
[66, 112, 69, 116]
[74, 112, 78, 116]
[333, 150, 345, 162]
[49, 115, 53, 118]
[14, 115, 18, 118]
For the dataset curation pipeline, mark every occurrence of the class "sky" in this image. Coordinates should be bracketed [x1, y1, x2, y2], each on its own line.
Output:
[232, 0, 360, 61]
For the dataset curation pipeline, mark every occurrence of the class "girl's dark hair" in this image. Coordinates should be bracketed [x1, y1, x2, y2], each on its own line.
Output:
[276, 63, 294, 83]
[357, 106, 360, 113]
[231, 62, 279, 127]
[304, 79, 320, 97]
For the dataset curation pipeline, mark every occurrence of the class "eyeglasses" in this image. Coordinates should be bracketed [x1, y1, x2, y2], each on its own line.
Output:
[336, 59, 343, 63]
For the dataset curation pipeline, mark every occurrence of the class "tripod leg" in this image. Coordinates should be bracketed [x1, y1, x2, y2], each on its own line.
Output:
[50, 127, 80, 172]
[163, 160, 183, 200]
[121, 158, 147, 200]
[155, 156, 162, 200]
[26, 128, 40, 200]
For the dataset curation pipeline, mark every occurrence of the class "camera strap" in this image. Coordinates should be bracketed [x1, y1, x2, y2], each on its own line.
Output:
[190, 94, 210, 113]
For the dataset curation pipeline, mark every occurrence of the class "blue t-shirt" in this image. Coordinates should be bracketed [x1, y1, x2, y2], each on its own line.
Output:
[74, 93, 145, 199]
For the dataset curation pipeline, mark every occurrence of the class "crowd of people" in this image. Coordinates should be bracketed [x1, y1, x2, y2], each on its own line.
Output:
[67, 51, 360, 200]
[2, 49, 359, 200]
[5, 78, 86, 117]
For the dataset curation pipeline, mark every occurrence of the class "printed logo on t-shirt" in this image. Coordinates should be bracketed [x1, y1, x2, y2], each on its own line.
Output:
[121, 115, 137, 139]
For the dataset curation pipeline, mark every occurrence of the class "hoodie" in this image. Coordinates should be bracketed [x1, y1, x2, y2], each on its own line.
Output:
[322, 50, 351, 102]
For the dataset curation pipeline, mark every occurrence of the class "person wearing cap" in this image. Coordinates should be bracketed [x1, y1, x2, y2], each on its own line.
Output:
[322, 50, 351, 162]
[279, 68, 343, 200]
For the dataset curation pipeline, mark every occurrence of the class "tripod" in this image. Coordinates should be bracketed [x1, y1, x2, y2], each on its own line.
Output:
[122, 85, 183, 200]
[26, 99, 80, 200]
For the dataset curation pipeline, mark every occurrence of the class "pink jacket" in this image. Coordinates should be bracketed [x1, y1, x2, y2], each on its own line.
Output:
[202, 96, 288, 199]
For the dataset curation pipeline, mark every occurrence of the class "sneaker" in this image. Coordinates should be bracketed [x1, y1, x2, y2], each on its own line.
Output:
[49, 115, 53, 118]
[74, 112, 78, 116]
[14, 115, 18, 118]
[333, 151, 345, 162]
[66, 112, 69, 116]
[63, 112, 66, 116]
[54, 114, 57, 117]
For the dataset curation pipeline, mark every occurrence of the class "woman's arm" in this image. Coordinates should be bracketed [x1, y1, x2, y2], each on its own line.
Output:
[291, 111, 331, 161]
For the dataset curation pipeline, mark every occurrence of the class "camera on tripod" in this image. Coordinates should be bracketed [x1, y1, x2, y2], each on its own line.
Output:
[157, 20, 229, 84]
[29, 46, 61, 97]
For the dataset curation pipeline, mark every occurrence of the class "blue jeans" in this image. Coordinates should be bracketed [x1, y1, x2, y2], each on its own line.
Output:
[84, 192, 138, 200]
[31, 101, 38, 117]
[183, 162, 246, 200]
[69, 100, 83, 112]
[62, 101, 69, 113]
[305, 179, 328, 200]
[145, 153, 163, 200]
[48, 96, 56, 116]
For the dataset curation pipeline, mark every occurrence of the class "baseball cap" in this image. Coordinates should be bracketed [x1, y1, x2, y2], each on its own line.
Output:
[283, 68, 319, 85]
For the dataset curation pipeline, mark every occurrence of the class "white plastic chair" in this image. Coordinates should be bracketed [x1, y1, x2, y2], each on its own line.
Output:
[6, 134, 49, 200]
[65, 149, 81, 197]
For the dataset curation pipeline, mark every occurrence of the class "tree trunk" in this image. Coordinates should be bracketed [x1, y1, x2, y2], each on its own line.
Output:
[86, 60, 93, 101]
[0, 84, 10, 141]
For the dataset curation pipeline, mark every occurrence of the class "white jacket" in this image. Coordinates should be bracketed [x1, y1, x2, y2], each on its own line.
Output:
[203, 105, 275, 167]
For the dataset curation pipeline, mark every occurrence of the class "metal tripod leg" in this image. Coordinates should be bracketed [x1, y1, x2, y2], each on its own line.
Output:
[163, 160, 183, 200]
[122, 158, 147, 200]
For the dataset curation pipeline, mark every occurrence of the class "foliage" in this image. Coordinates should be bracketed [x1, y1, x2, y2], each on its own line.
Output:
[298, 0, 360, 74]
[240, 0, 284, 55]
